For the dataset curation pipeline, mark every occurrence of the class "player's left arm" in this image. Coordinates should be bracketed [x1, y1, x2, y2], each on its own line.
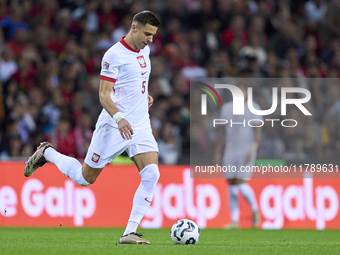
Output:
[253, 125, 262, 152]
[245, 126, 262, 164]
[148, 94, 154, 107]
[214, 125, 226, 165]
[251, 104, 262, 154]
[245, 104, 263, 163]
[99, 79, 134, 140]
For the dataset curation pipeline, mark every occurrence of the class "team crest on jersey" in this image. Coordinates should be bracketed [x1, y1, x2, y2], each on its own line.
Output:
[103, 61, 110, 70]
[137, 56, 147, 68]
[92, 153, 100, 163]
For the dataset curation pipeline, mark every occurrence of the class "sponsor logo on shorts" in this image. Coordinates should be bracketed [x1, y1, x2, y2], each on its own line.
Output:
[92, 153, 100, 163]
[137, 56, 147, 68]
[145, 197, 151, 203]
[103, 61, 110, 70]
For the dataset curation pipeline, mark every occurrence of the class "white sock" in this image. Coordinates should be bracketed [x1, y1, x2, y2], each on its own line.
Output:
[123, 164, 160, 235]
[239, 183, 258, 211]
[229, 185, 239, 223]
[44, 147, 90, 186]
[123, 221, 139, 236]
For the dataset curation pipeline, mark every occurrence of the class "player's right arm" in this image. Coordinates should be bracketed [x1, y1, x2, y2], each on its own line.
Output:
[99, 79, 134, 140]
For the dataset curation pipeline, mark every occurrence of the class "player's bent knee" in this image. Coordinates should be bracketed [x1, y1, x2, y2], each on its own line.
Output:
[82, 164, 103, 185]
[140, 164, 160, 183]
[228, 179, 237, 185]
[82, 174, 96, 185]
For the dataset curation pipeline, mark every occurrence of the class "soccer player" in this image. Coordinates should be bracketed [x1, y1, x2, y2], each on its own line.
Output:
[24, 11, 160, 244]
[215, 83, 262, 228]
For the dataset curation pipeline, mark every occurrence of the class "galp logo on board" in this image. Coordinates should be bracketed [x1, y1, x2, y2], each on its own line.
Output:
[197, 82, 312, 128]
[0, 179, 96, 226]
[260, 177, 339, 230]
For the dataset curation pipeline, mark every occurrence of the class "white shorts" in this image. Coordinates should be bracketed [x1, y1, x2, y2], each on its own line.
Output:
[84, 122, 158, 168]
[222, 153, 256, 180]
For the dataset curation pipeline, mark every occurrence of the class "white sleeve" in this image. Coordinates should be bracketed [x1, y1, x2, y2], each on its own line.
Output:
[100, 50, 120, 82]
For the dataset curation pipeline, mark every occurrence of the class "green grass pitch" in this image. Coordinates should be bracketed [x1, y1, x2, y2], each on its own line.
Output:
[1, 227, 340, 255]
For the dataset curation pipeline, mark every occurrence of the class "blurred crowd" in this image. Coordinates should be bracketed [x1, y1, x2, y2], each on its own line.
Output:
[0, 0, 340, 163]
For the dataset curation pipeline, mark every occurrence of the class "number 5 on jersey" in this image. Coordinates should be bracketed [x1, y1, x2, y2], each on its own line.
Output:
[142, 81, 146, 94]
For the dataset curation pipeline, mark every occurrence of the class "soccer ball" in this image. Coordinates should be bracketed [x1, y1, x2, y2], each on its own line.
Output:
[170, 219, 200, 245]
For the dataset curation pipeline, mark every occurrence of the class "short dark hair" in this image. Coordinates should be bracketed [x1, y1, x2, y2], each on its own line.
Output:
[133, 10, 160, 28]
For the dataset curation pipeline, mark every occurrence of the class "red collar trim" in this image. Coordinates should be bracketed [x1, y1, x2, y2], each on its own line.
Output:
[119, 36, 140, 53]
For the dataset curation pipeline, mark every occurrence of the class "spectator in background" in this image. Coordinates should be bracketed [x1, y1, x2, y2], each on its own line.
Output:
[71, 91, 84, 124]
[0, 128, 8, 159]
[112, 15, 132, 44]
[204, 19, 221, 52]
[54, 8, 72, 32]
[29, 0, 58, 29]
[72, 0, 99, 34]
[161, 0, 185, 29]
[239, 34, 267, 67]
[222, 14, 248, 48]
[272, 21, 299, 59]
[261, 51, 279, 77]
[47, 117, 76, 157]
[320, 0, 340, 48]
[0, 46, 17, 83]
[45, 58, 61, 90]
[188, 0, 215, 30]
[74, 112, 93, 159]
[17, 101, 36, 144]
[0, 0, 9, 22]
[301, 35, 320, 67]
[189, 29, 209, 66]
[249, 15, 267, 48]
[216, 0, 233, 30]
[47, 28, 69, 54]
[42, 89, 62, 135]
[328, 85, 340, 123]
[150, 56, 172, 96]
[1, 4, 29, 40]
[12, 56, 37, 92]
[97, 0, 119, 34]
[3, 134, 22, 158]
[0, 28, 4, 53]
[305, 0, 327, 26]
[7, 27, 29, 59]
[3, 79, 24, 116]
[158, 122, 181, 164]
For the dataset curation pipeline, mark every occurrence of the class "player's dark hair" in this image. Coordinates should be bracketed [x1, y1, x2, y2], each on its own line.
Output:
[133, 10, 160, 28]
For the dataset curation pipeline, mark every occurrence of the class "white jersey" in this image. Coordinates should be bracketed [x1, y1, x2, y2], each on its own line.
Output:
[99, 37, 151, 130]
[220, 100, 262, 156]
